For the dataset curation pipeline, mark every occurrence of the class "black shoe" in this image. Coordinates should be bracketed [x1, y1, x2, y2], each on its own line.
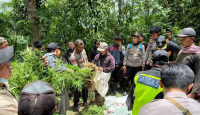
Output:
[73, 105, 79, 112]
[123, 91, 127, 96]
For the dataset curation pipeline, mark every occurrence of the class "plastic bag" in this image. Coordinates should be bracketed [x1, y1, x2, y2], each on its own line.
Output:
[94, 71, 111, 97]
[104, 95, 132, 115]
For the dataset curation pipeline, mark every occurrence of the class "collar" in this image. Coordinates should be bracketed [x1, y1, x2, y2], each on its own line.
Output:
[164, 91, 188, 98]
[133, 42, 139, 46]
[157, 44, 167, 50]
[151, 66, 162, 71]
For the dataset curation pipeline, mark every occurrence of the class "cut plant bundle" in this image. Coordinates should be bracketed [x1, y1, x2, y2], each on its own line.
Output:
[9, 48, 91, 99]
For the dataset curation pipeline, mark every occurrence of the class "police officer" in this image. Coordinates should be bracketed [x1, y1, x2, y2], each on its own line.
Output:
[122, 33, 145, 96]
[70, 39, 88, 112]
[126, 50, 169, 115]
[165, 28, 177, 43]
[143, 26, 161, 70]
[152, 35, 181, 62]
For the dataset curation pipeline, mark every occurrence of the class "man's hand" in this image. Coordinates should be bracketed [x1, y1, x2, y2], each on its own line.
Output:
[98, 67, 103, 71]
[142, 62, 145, 68]
[42, 55, 49, 66]
[67, 69, 74, 74]
[119, 47, 122, 52]
[122, 66, 126, 70]
[187, 93, 196, 99]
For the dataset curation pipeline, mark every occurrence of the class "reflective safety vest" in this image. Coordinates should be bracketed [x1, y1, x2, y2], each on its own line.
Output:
[132, 73, 163, 115]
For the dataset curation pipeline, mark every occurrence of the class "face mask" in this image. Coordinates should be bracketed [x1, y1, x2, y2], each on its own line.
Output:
[0, 78, 8, 83]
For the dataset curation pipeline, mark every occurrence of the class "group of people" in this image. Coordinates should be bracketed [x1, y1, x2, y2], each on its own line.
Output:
[0, 25, 200, 115]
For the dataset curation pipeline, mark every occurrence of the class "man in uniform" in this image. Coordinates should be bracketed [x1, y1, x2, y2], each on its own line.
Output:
[108, 35, 125, 94]
[165, 28, 177, 43]
[122, 33, 145, 96]
[70, 39, 88, 112]
[126, 50, 169, 115]
[139, 63, 200, 115]
[152, 35, 181, 62]
[0, 46, 18, 115]
[0, 37, 9, 49]
[143, 26, 161, 70]
[63, 41, 75, 64]
[176, 27, 200, 99]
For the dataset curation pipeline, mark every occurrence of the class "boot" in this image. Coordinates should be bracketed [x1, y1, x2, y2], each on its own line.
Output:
[73, 104, 79, 112]
[113, 82, 118, 95]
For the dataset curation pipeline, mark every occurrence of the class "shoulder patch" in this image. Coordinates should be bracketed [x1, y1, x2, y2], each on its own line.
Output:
[137, 75, 159, 89]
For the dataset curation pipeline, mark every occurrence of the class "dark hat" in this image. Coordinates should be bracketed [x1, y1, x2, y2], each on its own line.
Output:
[0, 46, 14, 65]
[94, 39, 100, 44]
[47, 42, 62, 50]
[176, 27, 196, 37]
[34, 41, 43, 49]
[166, 28, 172, 32]
[152, 50, 169, 61]
[18, 81, 56, 115]
[132, 33, 140, 38]
[115, 35, 122, 40]
[150, 26, 161, 34]
[156, 35, 167, 49]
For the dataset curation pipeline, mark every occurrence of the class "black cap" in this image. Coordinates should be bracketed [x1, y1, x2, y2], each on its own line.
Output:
[150, 26, 161, 34]
[166, 28, 172, 32]
[18, 81, 56, 115]
[34, 41, 43, 49]
[156, 35, 167, 49]
[152, 50, 169, 61]
[94, 39, 100, 44]
[47, 42, 62, 50]
[176, 27, 196, 37]
[115, 35, 122, 40]
[0, 46, 14, 64]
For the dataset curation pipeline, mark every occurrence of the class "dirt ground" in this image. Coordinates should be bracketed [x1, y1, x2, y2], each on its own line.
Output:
[66, 86, 125, 115]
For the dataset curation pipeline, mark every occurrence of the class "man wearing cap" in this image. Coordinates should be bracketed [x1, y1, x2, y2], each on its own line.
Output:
[0, 46, 18, 115]
[139, 63, 200, 115]
[44, 42, 69, 114]
[165, 28, 177, 43]
[89, 39, 100, 62]
[143, 26, 161, 70]
[139, 34, 148, 51]
[0, 37, 9, 49]
[126, 50, 169, 115]
[63, 41, 75, 64]
[152, 35, 181, 62]
[69, 39, 89, 112]
[176, 27, 200, 99]
[44, 42, 67, 71]
[122, 33, 145, 95]
[18, 81, 57, 115]
[34, 40, 46, 56]
[108, 35, 125, 94]
[93, 42, 115, 73]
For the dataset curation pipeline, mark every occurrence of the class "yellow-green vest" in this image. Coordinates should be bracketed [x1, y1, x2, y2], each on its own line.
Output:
[132, 73, 163, 115]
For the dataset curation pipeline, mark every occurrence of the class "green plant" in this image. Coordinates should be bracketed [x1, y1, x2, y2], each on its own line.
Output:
[82, 105, 105, 115]
[9, 48, 91, 99]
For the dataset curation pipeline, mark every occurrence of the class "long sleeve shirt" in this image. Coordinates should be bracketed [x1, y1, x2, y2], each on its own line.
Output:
[93, 52, 115, 73]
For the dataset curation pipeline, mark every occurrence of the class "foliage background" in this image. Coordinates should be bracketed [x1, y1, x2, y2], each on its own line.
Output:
[1, 0, 200, 54]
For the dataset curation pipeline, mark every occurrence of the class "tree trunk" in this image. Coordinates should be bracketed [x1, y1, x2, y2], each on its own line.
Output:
[26, 0, 41, 42]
